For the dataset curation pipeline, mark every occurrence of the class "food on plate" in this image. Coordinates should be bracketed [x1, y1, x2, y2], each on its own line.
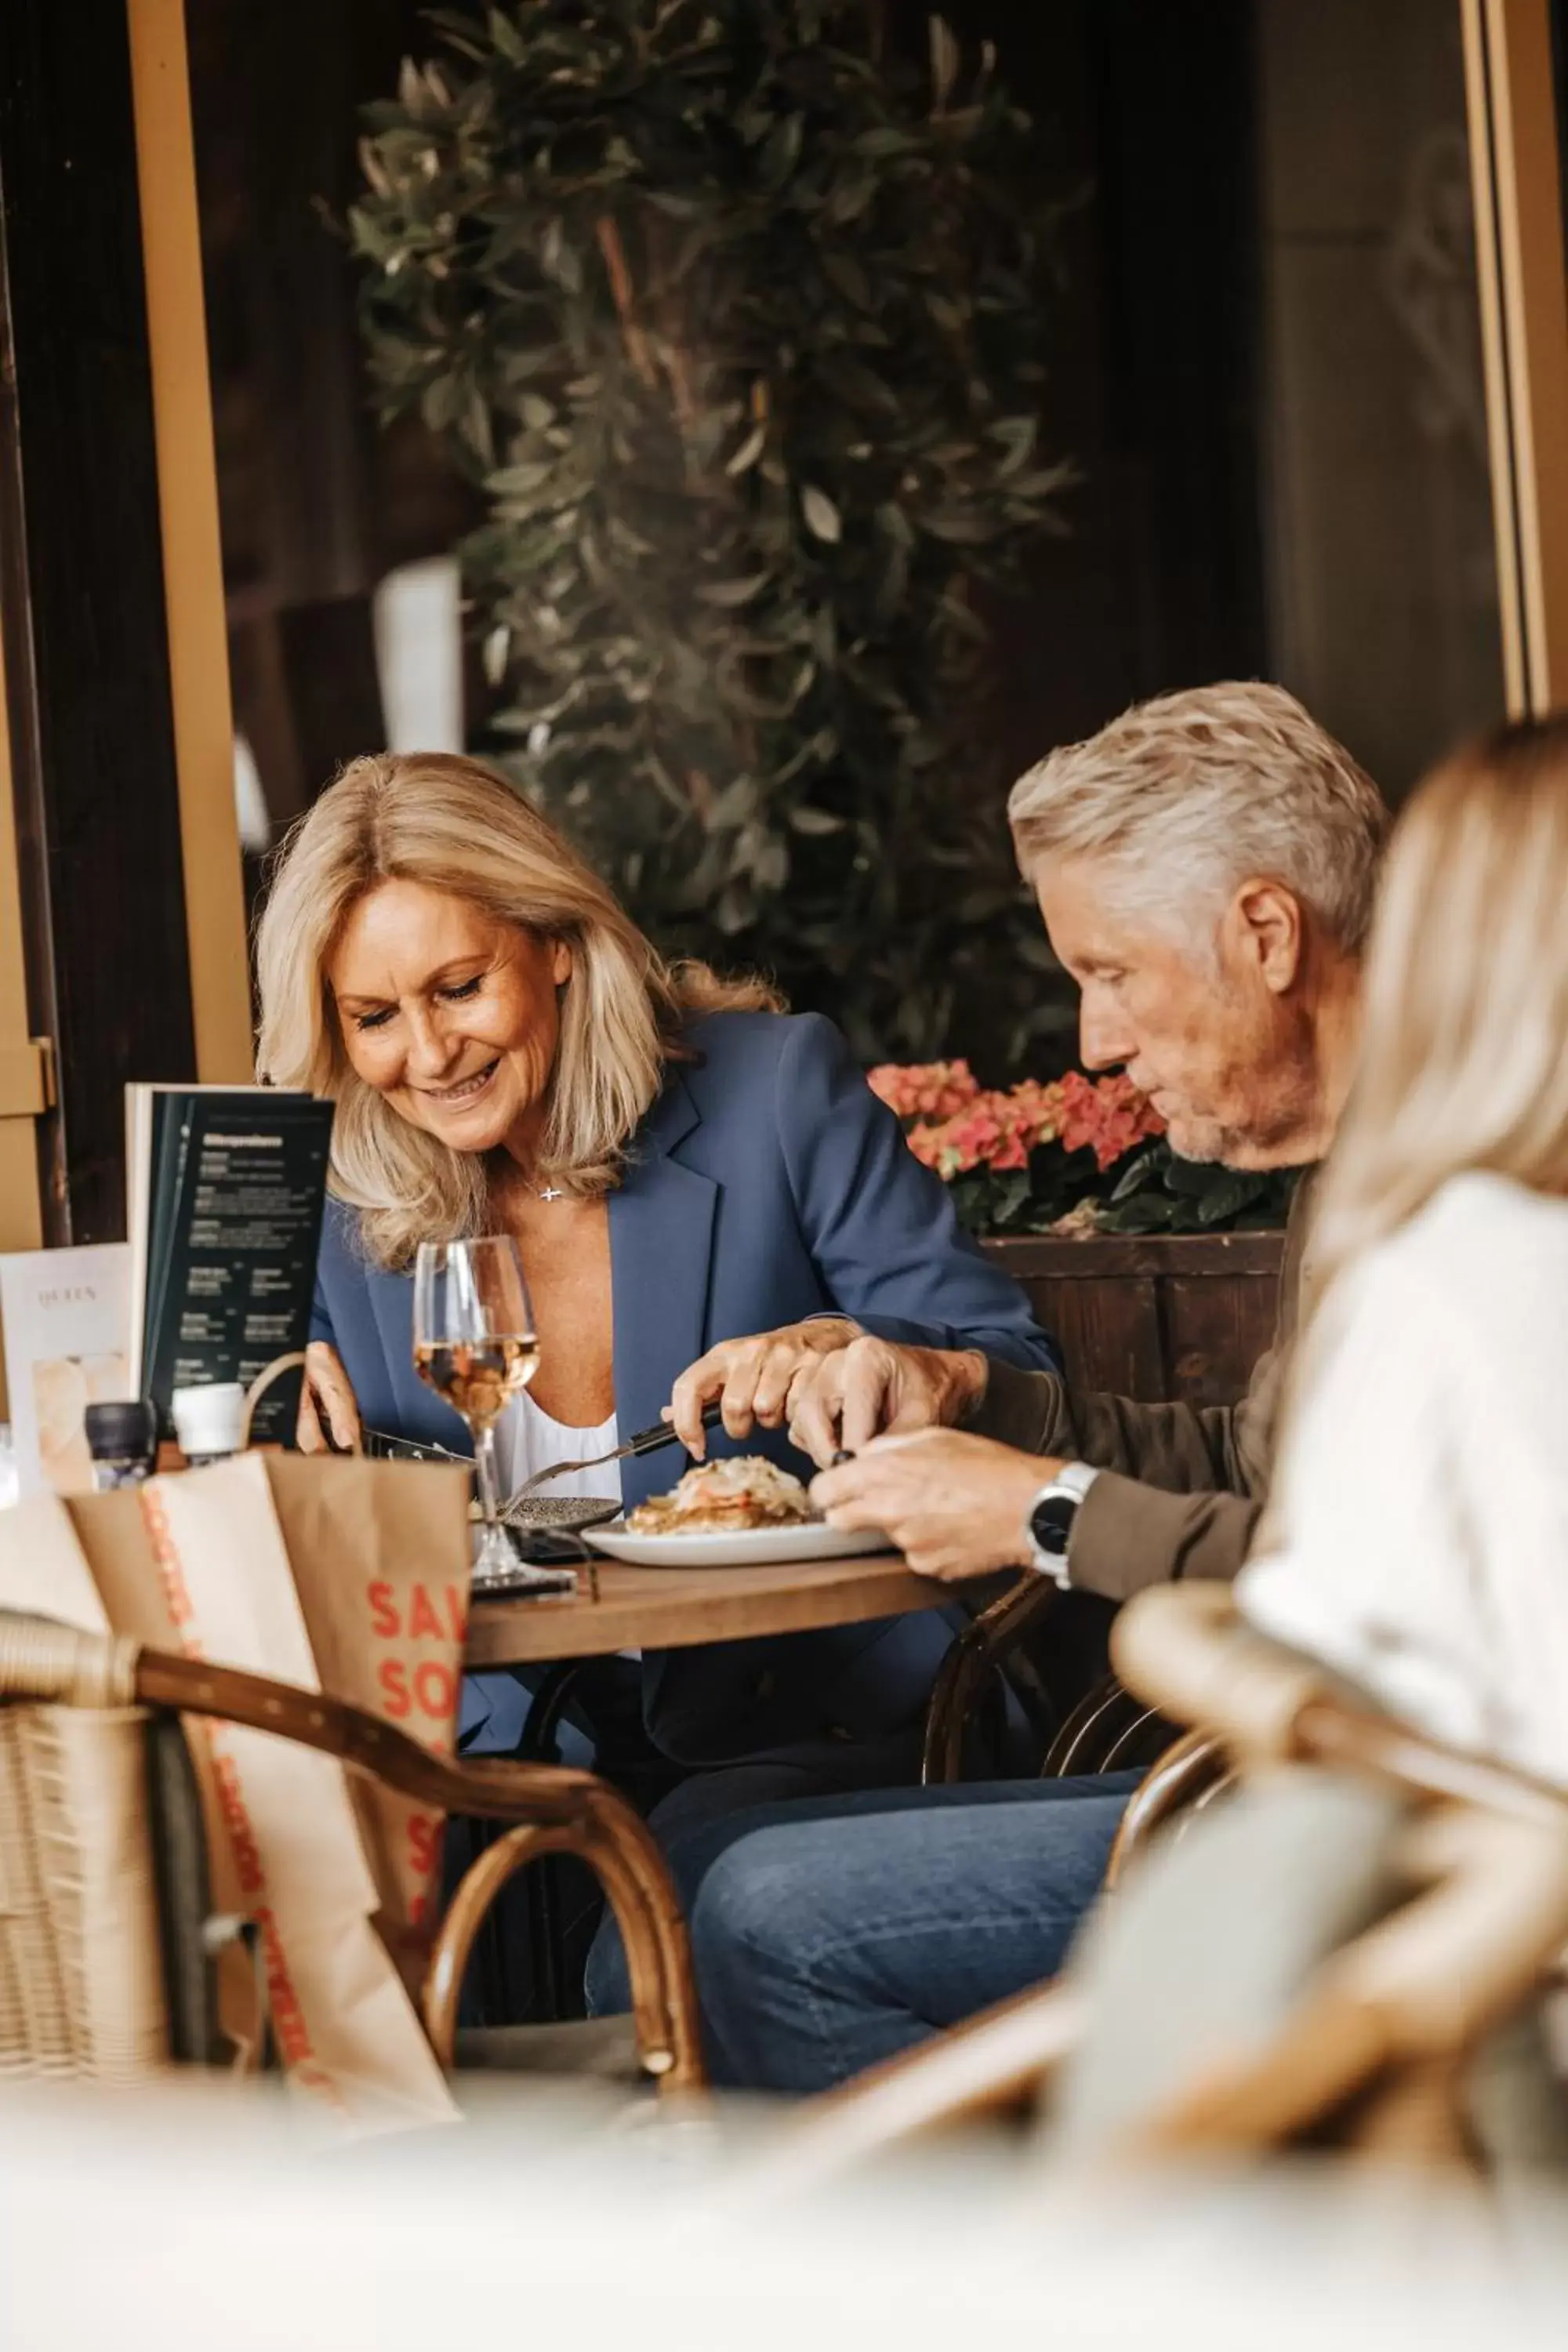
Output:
[626, 1454, 818, 1536]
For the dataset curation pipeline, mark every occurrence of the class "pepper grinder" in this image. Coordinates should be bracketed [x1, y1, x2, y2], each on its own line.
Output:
[83, 1399, 160, 1492]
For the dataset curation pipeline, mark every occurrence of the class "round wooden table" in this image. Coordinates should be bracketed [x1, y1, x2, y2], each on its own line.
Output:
[460, 1548, 957, 2023]
[463, 1548, 949, 1668]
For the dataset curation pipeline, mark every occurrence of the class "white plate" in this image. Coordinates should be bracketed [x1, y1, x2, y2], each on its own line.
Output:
[581, 1519, 894, 1570]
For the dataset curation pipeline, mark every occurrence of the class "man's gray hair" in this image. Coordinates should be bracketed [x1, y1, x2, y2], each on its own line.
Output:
[1008, 681, 1390, 950]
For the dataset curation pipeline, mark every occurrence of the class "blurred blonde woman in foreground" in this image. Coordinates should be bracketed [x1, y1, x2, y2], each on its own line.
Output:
[1240, 716, 1568, 1788]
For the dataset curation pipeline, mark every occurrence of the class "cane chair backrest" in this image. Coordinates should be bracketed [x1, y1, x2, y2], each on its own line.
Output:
[0, 1702, 180, 2082]
[0, 1606, 704, 2097]
[751, 1587, 1568, 2198]
[1065, 1586, 1568, 2168]
[0, 1679, 238, 2085]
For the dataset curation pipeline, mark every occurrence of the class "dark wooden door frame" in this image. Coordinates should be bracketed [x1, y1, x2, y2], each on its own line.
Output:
[1461, 0, 1568, 713]
[0, 0, 198, 1243]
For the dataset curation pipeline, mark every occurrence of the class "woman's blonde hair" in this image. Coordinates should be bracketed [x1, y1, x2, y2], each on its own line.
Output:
[1299, 713, 1568, 1332]
[254, 751, 778, 1268]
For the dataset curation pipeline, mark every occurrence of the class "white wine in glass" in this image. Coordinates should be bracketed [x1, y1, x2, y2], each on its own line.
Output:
[412, 1336, 541, 1426]
[412, 1236, 572, 1595]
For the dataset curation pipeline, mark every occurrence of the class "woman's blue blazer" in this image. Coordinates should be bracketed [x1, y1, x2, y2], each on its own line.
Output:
[311, 1011, 1060, 1763]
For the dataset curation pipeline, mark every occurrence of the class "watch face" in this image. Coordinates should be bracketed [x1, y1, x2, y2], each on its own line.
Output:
[1031, 1494, 1076, 1557]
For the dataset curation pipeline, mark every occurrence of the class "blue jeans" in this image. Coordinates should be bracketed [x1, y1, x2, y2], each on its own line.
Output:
[586, 1770, 1139, 2093]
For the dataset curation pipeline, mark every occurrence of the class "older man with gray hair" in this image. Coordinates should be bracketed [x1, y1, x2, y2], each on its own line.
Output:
[780, 677, 1382, 1593]
[601, 682, 1390, 2091]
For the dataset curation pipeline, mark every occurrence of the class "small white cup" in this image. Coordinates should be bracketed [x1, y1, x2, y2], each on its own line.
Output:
[170, 1382, 248, 1463]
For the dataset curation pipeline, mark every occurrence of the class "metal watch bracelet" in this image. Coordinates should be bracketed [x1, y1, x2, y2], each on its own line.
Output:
[1024, 1461, 1101, 1585]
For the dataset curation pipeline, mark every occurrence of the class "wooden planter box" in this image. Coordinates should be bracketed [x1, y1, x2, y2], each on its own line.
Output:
[980, 1230, 1285, 1411]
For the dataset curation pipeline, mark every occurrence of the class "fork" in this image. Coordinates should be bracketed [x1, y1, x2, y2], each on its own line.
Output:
[361, 1399, 726, 1526]
[508, 1398, 725, 1500]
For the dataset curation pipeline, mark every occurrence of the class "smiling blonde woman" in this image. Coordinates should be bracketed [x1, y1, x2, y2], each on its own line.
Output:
[256, 749, 771, 1269]
[254, 751, 1057, 1779]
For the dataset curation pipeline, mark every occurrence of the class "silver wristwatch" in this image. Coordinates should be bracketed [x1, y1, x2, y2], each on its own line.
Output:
[1024, 1461, 1100, 1586]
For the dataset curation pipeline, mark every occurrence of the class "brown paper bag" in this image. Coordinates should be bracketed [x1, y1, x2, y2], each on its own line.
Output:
[4, 1455, 474, 2134]
[71, 1455, 474, 1955]
[260, 1454, 472, 1963]
[60, 1484, 262, 2069]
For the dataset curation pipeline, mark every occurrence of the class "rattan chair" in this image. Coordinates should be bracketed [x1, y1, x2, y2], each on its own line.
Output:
[750, 1584, 1568, 2194]
[0, 1607, 703, 2096]
[1100, 1722, 1231, 1886]
[921, 1576, 1063, 1782]
[922, 1572, 1179, 1786]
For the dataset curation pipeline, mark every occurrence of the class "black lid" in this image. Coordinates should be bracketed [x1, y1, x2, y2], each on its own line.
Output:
[82, 1399, 160, 1459]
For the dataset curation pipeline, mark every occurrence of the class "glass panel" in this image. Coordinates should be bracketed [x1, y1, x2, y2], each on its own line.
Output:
[187, 0, 1511, 915]
[1257, 0, 1505, 797]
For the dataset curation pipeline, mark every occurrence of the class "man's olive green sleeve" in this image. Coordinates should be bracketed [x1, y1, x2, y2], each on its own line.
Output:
[967, 1354, 1276, 1603]
[967, 1169, 1312, 1601]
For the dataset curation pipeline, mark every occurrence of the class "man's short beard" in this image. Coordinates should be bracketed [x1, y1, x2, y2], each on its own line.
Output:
[1162, 1116, 1229, 1165]
[1166, 1027, 1322, 1171]
[1171, 1099, 1315, 1172]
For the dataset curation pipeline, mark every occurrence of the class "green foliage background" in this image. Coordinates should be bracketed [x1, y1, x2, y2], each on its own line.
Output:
[951, 1144, 1302, 1240]
[352, 0, 1071, 1067]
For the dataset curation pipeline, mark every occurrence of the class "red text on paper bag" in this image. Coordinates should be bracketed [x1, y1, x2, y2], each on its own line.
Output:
[367, 1571, 467, 1926]
[262, 1455, 473, 1947]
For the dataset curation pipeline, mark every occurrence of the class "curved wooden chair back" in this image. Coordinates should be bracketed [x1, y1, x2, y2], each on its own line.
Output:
[1040, 1672, 1180, 1779]
[921, 1577, 1179, 1788]
[1101, 1723, 1232, 1888]
[921, 1575, 1062, 1784]
[1087, 1786, 1568, 2169]
[0, 1608, 703, 2095]
[748, 1587, 1568, 2199]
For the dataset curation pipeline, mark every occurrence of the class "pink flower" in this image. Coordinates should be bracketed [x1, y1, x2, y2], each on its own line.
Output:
[907, 1078, 1066, 1178]
[1006, 1078, 1066, 1149]
[1058, 1072, 1164, 1171]
[888, 1062, 1161, 1187]
[942, 1102, 1007, 1167]
[907, 1098, 1001, 1177]
[867, 1060, 982, 1121]
[906, 1122, 960, 1173]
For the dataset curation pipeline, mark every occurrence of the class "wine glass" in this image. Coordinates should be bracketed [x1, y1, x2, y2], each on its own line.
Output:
[412, 1236, 573, 1597]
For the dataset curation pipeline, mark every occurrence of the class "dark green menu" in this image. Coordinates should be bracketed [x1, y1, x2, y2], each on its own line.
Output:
[129, 1087, 333, 1444]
